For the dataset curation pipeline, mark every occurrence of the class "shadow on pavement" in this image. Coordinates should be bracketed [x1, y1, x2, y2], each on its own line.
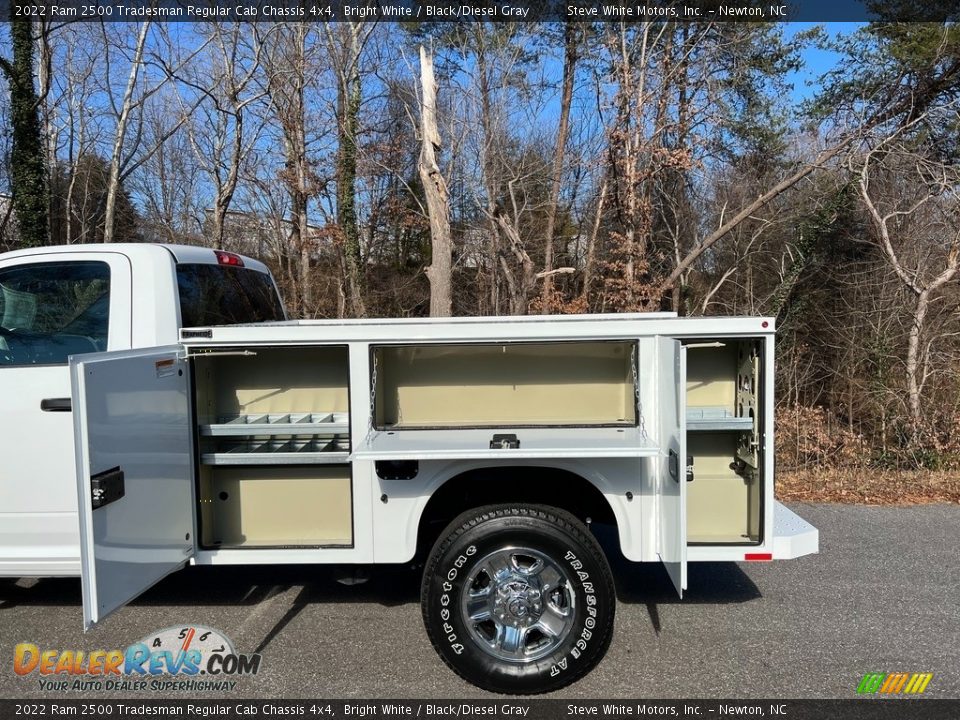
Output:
[0, 523, 762, 647]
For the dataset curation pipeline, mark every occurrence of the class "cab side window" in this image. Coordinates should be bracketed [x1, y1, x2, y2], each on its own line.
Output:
[0, 261, 111, 366]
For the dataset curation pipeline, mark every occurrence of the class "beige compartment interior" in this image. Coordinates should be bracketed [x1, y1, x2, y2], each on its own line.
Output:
[193, 346, 353, 549]
[686, 343, 737, 411]
[685, 341, 762, 544]
[686, 434, 760, 543]
[193, 346, 350, 423]
[373, 341, 636, 428]
[199, 466, 352, 547]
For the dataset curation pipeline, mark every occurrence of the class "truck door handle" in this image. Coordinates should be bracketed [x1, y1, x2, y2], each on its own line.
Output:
[41, 398, 72, 412]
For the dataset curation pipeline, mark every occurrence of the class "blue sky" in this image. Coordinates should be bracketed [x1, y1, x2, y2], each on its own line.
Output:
[784, 22, 864, 103]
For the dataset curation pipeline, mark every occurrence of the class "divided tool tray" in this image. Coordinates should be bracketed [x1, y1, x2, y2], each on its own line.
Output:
[199, 412, 350, 465]
[685, 407, 754, 432]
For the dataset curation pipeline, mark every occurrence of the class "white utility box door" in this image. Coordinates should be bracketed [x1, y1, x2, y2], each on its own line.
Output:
[71, 347, 195, 629]
[656, 337, 687, 596]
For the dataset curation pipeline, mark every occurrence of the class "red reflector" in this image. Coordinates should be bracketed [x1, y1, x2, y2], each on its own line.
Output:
[745, 553, 773, 561]
[761, 320, 769, 328]
[215, 251, 244, 267]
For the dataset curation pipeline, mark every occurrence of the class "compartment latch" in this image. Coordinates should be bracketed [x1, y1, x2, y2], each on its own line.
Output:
[669, 452, 694, 482]
[91, 467, 125, 509]
[490, 434, 520, 450]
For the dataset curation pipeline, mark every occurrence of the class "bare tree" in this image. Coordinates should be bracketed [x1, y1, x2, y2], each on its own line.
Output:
[853, 114, 960, 428]
[132, 102, 204, 244]
[100, 23, 209, 242]
[324, 22, 373, 318]
[101, 22, 150, 243]
[49, 24, 102, 244]
[178, 23, 270, 248]
[417, 45, 452, 317]
[540, 22, 580, 314]
[262, 24, 319, 315]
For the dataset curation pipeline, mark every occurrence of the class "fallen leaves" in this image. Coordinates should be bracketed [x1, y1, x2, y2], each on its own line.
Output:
[777, 468, 960, 505]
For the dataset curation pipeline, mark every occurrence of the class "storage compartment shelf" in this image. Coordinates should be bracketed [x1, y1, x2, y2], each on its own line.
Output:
[686, 407, 753, 432]
[200, 412, 349, 437]
[199, 410, 350, 464]
[352, 426, 657, 461]
[201, 438, 350, 465]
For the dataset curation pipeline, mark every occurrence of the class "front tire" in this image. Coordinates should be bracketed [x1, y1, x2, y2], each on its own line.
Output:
[421, 505, 615, 694]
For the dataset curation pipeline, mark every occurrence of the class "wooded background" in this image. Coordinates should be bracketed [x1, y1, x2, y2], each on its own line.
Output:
[2, 19, 959, 476]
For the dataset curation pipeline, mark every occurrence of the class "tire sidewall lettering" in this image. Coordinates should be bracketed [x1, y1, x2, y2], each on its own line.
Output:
[548, 548, 599, 679]
[434, 545, 476, 656]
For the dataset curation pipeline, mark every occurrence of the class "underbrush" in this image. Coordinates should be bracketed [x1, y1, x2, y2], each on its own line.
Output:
[777, 467, 960, 504]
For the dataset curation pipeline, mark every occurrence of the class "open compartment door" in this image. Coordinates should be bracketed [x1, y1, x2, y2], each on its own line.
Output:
[655, 337, 687, 597]
[71, 347, 194, 629]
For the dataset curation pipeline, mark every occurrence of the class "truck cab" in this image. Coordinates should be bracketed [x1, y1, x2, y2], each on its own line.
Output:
[0, 243, 285, 577]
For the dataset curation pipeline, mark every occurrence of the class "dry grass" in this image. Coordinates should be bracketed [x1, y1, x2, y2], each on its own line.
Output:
[777, 468, 960, 505]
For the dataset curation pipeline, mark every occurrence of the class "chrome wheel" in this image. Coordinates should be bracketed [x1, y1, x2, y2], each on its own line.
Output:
[460, 546, 576, 663]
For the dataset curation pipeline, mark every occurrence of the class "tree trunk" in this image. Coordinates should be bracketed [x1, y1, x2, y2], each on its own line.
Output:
[418, 46, 453, 318]
[0, 20, 49, 248]
[36, 23, 56, 243]
[474, 36, 502, 315]
[580, 178, 607, 306]
[495, 213, 535, 315]
[292, 100, 311, 314]
[335, 24, 365, 318]
[541, 22, 578, 314]
[211, 111, 245, 249]
[906, 289, 929, 428]
[104, 22, 150, 244]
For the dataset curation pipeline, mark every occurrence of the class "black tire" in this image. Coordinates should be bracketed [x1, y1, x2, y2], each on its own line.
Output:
[421, 504, 615, 694]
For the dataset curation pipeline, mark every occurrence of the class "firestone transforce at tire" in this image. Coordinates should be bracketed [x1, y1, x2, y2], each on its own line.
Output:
[421, 505, 616, 694]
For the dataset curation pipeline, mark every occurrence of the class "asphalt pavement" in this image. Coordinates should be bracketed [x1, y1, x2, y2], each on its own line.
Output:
[1, 503, 957, 699]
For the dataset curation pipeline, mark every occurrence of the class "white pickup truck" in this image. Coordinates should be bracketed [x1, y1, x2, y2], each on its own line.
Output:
[0, 243, 285, 577]
[2, 243, 818, 694]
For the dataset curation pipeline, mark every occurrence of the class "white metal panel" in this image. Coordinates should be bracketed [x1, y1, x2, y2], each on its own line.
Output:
[72, 346, 193, 628]
[366, 457, 644, 565]
[352, 426, 658, 461]
[0, 251, 132, 578]
[347, 343, 376, 563]
[762, 334, 776, 551]
[655, 337, 687, 596]
[181, 315, 776, 348]
[771, 502, 819, 559]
